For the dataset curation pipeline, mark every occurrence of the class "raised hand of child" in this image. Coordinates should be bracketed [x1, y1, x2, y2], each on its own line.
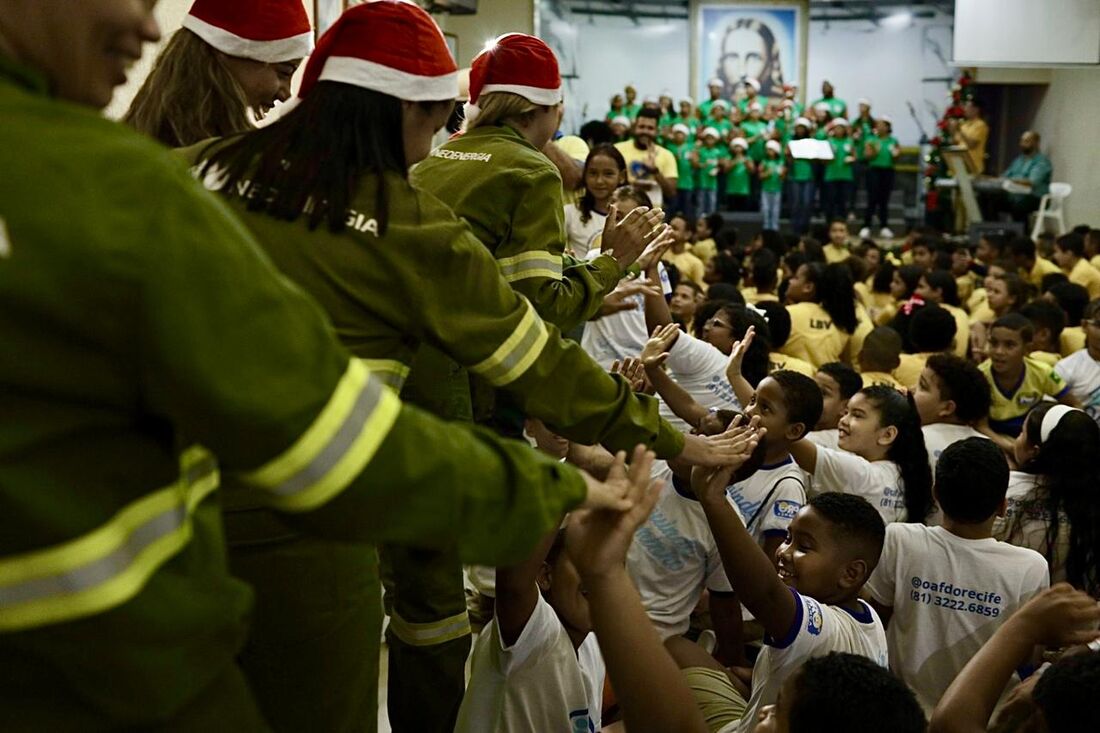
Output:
[724, 324, 755, 385]
[600, 278, 661, 317]
[1009, 583, 1100, 649]
[635, 226, 676, 272]
[568, 446, 662, 579]
[641, 323, 681, 368]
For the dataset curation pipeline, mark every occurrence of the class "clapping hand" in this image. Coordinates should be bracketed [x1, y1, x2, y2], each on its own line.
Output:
[601, 204, 669, 272]
[599, 278, 662, 317]
[568, 446, 662, 580]
[724, 325, 755, 386]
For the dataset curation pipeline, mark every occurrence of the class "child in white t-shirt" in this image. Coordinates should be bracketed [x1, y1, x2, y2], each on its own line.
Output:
[639, 308, 768, 433]
[668, 486, 891, 733]
[564, 143, 627, 258]
[729, 331, 933, 523]
[865, 437, 1049, 716]
[580, 185, 673, 369]
[724, 370, 823, 561]
[804, 362, 861, 450]
[1054, 300, 1100, 426]
[912, 353, 991, 477]
[626, 460, 740, 651]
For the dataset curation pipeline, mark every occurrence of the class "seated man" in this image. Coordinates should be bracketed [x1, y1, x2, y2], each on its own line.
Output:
[991, 131, 1053, 223]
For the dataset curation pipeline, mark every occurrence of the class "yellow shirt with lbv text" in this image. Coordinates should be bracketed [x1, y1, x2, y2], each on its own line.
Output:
[769, 351, 816, 377]
[980, 356, 1069, 436]
[781, 302, 851, 368]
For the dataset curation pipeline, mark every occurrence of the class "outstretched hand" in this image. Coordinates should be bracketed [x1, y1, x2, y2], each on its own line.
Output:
[680, 414, 764, 468]
[601, 205, 668, 271]
[569, 446, 663, 580]
[599, 278, 663, 317]
[611, 357, 648, 392]
[724, 325, 755, 386]
[642, 323, 682, 368]
[690, 414, 763, 498]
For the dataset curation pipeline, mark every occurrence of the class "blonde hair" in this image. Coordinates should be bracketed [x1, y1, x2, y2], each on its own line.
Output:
[123, 29, 253, 147]
[465, 91, 540, 131]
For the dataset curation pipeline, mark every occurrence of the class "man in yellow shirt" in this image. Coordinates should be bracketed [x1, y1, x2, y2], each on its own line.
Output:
[615, 107, 678, 207]
[1009, 235, 1061, 289]
[950, 100, 989, 174]
[1052, 232, 1100, 299]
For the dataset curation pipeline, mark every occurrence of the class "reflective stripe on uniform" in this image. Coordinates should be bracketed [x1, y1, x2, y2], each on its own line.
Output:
[0, 446, 219, 632]
[388, 609, 472, 647]
[469, 300, 549, 386]
[356, 358, 410, 391]
[496, 250, 563, 283]
[242, 358, 400, 513]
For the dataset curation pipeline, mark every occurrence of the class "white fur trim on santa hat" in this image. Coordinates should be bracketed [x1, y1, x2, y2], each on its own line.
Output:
[672, 123, 690, 135]
[318, 56, 458, 102]
[794, 117, 812, 127]
[478, 82, 562, 106]
[766, 140, 782, 153]
[744, 78, 761, 91]
[858, 97, 871, 106]
[701, 126, 720, 138]
[730, 137, 747, 149]
[182, 14, 313, 64]
[610, 115, 631, 127]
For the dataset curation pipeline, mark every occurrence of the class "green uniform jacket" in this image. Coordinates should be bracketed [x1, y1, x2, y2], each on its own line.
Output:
[411, 125, 623, 334]
[0, 57, 587, 726]
[826, 138, 856, 181]
[187, 145, 684, 458]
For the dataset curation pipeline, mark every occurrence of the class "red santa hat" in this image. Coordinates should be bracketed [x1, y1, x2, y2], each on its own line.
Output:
[183, 0, 313, 64]
[295, 0, 458, 102]
[467, 33, 562, 119]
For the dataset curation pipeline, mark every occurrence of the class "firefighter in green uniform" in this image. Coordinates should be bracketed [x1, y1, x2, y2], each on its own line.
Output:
[187, 6, 744, 732]
[0, 1, 653, 728]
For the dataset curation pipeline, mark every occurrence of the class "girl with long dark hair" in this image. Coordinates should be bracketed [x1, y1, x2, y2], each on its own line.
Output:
[996, 403, 1100, 596]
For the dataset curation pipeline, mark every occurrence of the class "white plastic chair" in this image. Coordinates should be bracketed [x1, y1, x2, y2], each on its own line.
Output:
[1031, 182, 1072, 240]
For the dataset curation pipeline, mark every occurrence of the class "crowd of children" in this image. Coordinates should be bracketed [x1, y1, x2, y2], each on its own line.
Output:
[603, 81, 902, 238]
[8, 1, 1099, 730]
[467, 167, 1100, 730]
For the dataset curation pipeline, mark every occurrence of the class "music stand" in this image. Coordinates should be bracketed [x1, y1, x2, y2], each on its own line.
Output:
[943, 147, 983, 226]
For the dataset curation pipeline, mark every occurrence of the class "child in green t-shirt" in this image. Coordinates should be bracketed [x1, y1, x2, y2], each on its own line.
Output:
[710, 100, 734, 141]
[695, 127, 724, 214]
[861, 117, 901, 239]
[724, 137, 755, 211]
[759, 139, 787, 230]
[741, 103, 768, 163]
[669, 123, 699, 219]
[788, 117, 816, 235]
[823, 118, 856, 222]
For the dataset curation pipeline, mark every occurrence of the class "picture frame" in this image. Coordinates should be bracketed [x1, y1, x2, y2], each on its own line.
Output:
[691, 1, 809, 105]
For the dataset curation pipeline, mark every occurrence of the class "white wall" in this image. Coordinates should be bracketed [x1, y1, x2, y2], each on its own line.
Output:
[1032, 68, 1100, 225]
[805, 15, 954, 145]
[540, 8, 954, 145]
[105, 0, 192, 120]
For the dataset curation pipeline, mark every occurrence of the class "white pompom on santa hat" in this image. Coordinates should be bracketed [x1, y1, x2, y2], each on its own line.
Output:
[295, 0, 458, 102]
[466, 33, 562, 121]
[182, 0, 313, 64]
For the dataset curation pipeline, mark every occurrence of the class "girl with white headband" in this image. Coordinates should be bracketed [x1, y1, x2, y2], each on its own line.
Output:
[995, 402, 1100, 595]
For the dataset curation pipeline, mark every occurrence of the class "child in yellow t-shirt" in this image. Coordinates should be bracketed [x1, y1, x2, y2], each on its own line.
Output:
[979, 314, 1077, 447]
[756, 301, 816, 377]
[782, 262, 860, 368]
[859, 327, 904, 391]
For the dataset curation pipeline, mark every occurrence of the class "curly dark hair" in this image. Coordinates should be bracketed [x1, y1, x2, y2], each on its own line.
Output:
[788, 653, 926, 733]
[924, 353, 991, 423]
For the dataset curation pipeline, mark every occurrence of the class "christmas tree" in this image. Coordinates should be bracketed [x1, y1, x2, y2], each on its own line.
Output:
[924, 70, 976, 214]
